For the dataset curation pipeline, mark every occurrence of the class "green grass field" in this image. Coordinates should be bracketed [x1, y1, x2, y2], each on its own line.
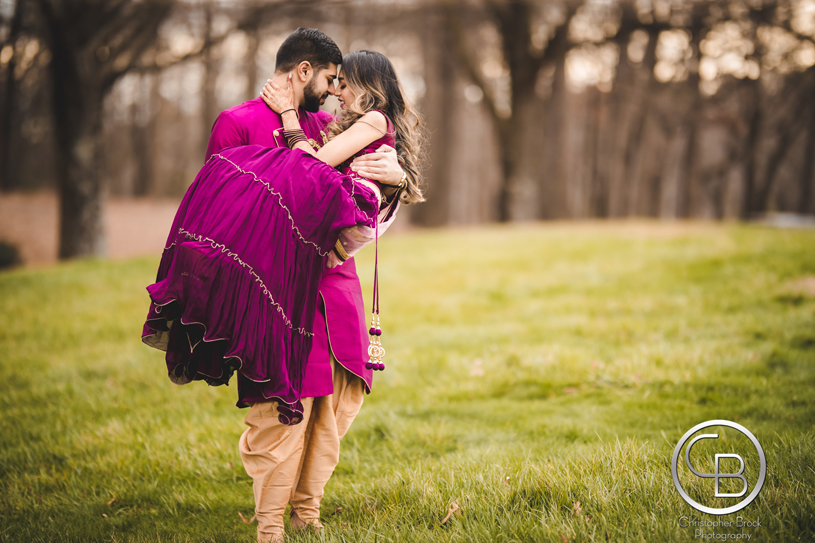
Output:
[1, 221, 813, 542]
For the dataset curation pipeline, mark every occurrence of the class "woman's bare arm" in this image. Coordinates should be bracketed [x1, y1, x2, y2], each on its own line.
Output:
[279, 109, 387, 167]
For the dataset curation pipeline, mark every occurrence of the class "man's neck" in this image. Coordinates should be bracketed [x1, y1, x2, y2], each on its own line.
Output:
[271, 72, 303, 110]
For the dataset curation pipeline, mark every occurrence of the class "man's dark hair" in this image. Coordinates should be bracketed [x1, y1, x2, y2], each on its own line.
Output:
[275, 28, 342, 73]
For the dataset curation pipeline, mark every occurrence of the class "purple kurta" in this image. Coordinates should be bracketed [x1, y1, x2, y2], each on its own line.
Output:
[203, 99, 376, 397]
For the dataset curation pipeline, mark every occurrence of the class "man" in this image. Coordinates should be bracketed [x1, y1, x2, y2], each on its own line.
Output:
[204, 28, 405, 543]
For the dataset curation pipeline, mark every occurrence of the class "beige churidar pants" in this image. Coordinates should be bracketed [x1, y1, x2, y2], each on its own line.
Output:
[239, 354, 365, 541]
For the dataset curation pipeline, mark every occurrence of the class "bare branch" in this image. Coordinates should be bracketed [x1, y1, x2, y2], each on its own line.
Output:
[443, 2, 502, 125]
[102, 5, 171, 90]
[128, 28, 233, 74]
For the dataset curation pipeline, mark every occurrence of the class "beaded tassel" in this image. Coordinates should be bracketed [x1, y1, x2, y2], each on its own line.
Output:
[366, 313, 384, 370]
[365, 200, 385, 371]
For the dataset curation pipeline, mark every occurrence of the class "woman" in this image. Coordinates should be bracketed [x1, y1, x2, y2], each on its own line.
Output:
[141, 50, 425, 426]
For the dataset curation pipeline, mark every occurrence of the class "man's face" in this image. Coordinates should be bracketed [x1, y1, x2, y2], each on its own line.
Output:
[302, 63, 339, 112]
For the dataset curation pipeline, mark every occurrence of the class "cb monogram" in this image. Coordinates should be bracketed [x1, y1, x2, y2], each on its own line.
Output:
[671, 420, 766, 515]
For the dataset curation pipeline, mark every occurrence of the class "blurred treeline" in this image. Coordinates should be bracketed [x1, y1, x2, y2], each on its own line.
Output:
[0, 0, 814, 259]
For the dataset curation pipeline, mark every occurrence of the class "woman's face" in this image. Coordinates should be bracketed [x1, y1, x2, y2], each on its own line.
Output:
[335, 74, 357, 110]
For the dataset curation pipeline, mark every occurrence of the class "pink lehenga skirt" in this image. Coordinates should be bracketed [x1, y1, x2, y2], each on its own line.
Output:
[141, 145, 379, 425]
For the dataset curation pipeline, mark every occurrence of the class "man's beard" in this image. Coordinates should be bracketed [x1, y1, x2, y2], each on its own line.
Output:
[302, 78, 324, 112]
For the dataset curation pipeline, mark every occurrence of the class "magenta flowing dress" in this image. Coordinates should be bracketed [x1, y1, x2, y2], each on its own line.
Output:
[141, 144, 381, 425]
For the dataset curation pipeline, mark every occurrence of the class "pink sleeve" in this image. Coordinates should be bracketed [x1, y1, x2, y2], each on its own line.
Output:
[325, 200, 401, 269]
[205, 110, 244, 161]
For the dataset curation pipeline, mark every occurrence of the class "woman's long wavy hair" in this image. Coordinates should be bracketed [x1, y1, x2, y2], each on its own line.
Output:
[327, 50, 426, 205]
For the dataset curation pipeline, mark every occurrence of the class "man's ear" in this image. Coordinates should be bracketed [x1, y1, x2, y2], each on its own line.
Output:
[296, 61, 312, 83]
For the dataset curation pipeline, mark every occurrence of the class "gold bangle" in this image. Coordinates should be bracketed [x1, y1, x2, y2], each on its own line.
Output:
[398, 171, 407, 189]
[334, 239, 349, 261]
[287, 136, 307, 150]
[283, 129, 307, 150]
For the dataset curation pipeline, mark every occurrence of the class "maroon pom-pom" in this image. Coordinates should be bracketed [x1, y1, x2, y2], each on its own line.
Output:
[375, 327, 382, 336]
[365, 361, 372, 369]
[369, 327, 376, 335]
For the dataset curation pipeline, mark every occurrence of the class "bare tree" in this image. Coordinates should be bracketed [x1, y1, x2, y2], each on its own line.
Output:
[411, 8, 455, 226]
[35, 0, 173, 259]
[447, 0, 579, 221]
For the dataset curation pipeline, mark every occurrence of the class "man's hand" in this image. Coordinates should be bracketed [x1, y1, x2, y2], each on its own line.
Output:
[350, 144, 404, 186]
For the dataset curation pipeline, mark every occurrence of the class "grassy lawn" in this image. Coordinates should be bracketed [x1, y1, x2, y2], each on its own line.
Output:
[1, 221, 813, 542]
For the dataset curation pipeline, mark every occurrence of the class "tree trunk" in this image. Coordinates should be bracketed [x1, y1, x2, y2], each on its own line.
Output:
[498, 94, 538, 221]
[677, 120, 697, 218]
[588, 88, 608, 217]
[0, 0, 23, 192]
[37, 8, 105, 258]
[244, 23, 260, 102]
[754, 92, 812, 213]
[540, 31, 569, 219]
[798, 87, 815, 215]
[623, 27, 658, 217]
[131, 75, 158, 196]
[604, 32, 636, 218]
[495, 121, 511, 221]
[54, 81, 106, 258]
[412, 11, 454, 226]
[677, 78, 701, 218]
[493, 0, 549, 221]
[200, 2, 217, 158]
[740, 80, 762, 218]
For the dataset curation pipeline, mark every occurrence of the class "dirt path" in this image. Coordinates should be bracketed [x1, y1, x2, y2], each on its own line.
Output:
[0, 190, 416, 268]
[0, 191, 180, 266]
[5, 190, 794, 269]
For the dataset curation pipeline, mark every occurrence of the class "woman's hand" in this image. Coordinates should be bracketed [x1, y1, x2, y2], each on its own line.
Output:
[260, 75, 296, 115]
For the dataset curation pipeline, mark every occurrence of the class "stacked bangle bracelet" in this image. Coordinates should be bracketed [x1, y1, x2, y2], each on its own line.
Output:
[283, 128, 307, 150]
[334, 239, 349, 261]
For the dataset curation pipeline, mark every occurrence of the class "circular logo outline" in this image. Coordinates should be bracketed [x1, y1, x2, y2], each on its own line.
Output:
[671, 420, 766, 515]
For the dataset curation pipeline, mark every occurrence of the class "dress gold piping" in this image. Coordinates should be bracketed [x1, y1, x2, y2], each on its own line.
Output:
[210, 152, 330, 257]
[141, 315, 305, 418]
[161, 227, 314, 336]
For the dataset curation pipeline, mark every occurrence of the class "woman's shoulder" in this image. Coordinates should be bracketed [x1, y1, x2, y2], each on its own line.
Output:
[362, 110, 396, 149]
[360, 110, 391, 134]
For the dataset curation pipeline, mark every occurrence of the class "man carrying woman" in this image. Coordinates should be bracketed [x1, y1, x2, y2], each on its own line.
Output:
[142, 27, 425, 542]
